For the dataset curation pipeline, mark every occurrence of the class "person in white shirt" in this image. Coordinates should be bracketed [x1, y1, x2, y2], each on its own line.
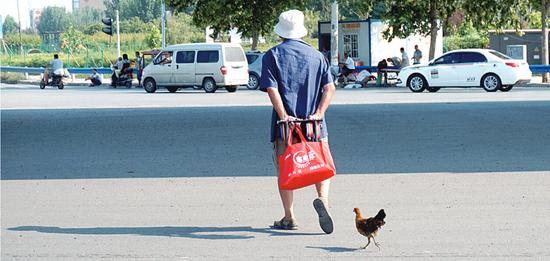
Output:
[43, 54, 64, 83]
[339, 52, 355, 79]
[86, 68, 102, 87]
[400, 47, 410, 68]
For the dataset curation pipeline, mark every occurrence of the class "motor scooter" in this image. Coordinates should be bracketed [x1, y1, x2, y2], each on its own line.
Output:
[40, 67, 66, 89]
[111, 63, 133, 88]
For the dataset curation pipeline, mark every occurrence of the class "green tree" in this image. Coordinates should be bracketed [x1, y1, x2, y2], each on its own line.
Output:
[144, 25, 161, 48]
[380, 0, 460, 60]
[166, 0, 308, 50]
[37, 6, 71, 34]
[306, 0, 379, 21]
[166, 13, 203, 44]
[72, 7, 103, 30]
[61, 25, 88, 51]
[2, 15, 20, 36]
[103, 0, 162, 23]
[119, 16, 152, 33]
[444, 21, 489, 51]
[103, 0, 121, 21]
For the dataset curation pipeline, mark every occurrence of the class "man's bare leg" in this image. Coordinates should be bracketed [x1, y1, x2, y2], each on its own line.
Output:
[315, 178, 331, 204]
[279, 189, 294, 220]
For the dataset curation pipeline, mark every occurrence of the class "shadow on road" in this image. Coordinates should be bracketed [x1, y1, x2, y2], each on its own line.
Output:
[306, 246, 360, 253]
[2, 102, 550, 180]
[8, 225, 324, 240]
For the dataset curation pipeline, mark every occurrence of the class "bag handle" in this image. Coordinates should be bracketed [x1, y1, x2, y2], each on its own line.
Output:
[287, 123, 309, 147]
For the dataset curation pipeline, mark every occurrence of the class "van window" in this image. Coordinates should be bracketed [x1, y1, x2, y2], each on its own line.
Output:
[225, 47, 246, 62]
[154, 51, 173, 65]
[176, 51, 195, 63]
[197, 51, 219, 63]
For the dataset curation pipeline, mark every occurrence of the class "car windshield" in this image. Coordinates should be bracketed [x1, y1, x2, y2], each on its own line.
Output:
[225, 47, 246, 62]
[489, 50, 512, 60]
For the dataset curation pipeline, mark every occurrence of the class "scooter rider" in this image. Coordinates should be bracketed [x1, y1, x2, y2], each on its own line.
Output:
[44, 54, 64, 84]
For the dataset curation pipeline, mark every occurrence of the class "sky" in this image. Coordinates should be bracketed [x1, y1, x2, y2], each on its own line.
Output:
[2, 0, 73, 29]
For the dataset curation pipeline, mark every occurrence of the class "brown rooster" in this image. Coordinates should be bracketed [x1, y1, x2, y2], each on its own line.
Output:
[353, 208, 386, 249]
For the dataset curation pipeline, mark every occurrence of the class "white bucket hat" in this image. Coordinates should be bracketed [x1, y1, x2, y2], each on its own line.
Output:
[274, 10, 308, 39]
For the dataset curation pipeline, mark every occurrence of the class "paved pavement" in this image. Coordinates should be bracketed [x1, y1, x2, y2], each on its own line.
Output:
[2, 83, 550, 110]
[2, 85, 550, 259]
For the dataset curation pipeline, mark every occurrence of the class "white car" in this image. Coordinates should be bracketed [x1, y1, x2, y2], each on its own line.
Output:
[397, 49, 532, 92]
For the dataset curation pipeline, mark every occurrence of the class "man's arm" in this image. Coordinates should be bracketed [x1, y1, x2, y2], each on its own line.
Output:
[309, 82, 336, 120]
[266, 87, 293, 121]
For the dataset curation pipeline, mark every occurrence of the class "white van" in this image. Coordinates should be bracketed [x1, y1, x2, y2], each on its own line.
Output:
[142, 43, 249, 93]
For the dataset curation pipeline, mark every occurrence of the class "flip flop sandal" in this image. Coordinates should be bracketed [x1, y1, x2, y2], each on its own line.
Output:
[271, 217, 298, 230]
[313, 198, 334, 234]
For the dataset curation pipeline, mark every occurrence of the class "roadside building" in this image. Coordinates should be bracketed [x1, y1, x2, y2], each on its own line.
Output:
[318, 19, 443, 66]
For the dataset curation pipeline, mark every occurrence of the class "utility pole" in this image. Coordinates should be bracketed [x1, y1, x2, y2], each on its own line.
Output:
[116, 10, 120, 58]
[16, 0, 23, 55]
[161, 0, 166, 48]
[330, 1, 339, 67]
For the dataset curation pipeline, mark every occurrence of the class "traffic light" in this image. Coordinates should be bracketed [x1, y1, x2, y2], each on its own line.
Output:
[102, 17, 113, 36]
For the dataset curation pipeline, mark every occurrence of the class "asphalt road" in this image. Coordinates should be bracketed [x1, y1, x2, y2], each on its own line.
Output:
[2, 99, 550, 180]
[2, 86, 550, 260]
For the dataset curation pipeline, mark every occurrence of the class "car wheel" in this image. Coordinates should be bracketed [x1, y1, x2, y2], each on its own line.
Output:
[40, 81, 46, 89]
[203, 78, 217, 93]
[426, 87, 440, 92]
[226, 86, 237, 92]
[167, 87, 178, 93]
[481, 73, 501, 92]
[247, 74, 259, 90]
[407, 74, 427, 92]
[143, 78, 157, 93]
[58, 82, 64, 89]
[499, 85, 513, 92]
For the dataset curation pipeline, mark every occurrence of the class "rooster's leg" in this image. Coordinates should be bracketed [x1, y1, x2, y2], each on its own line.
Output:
[362, 237, 371, 249]
[373, 237, 381, 250]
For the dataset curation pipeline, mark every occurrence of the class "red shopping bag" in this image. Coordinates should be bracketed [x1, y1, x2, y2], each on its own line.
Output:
[278, 123, 336, 190]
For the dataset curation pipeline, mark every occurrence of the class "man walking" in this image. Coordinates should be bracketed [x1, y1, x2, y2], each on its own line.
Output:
[260, 10, 336, 234]
[413, 45, 423, 65]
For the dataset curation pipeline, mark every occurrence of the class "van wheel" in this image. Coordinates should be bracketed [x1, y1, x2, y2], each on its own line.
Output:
[226, 86, 237, 92]
[167, 87, 178, 93]
[144, 78, 157, 93]
[203, 78, 217, 93]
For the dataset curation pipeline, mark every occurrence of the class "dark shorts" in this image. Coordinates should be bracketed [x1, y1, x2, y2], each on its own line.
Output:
[342, 66, 353, 76]
[91, 78, 102, 86]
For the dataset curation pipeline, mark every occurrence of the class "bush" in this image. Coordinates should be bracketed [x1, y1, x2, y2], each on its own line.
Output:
[1, 72, 25, 83]
[3, 33, 42, 49]
[444, 21, 489, 51]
